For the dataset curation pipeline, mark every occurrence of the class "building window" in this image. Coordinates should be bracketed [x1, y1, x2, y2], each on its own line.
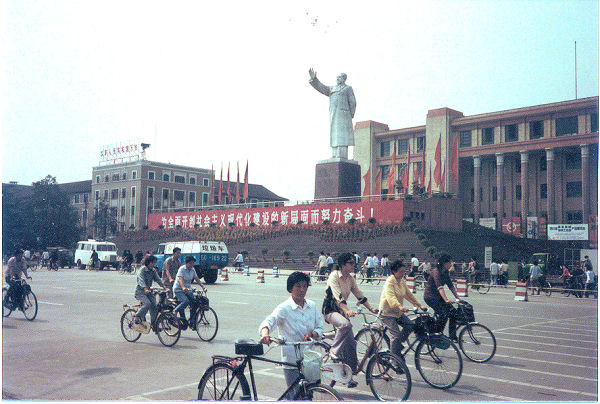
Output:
[110, 207, 118, 219]
[162, 189, 169, 200]
[122, 172, 127, 180]
[505, 124, 518, 142]
[82, 210, 87, 222]
[163, 173, 170, 182]
[95, 175, 100, 184]
[131, 186, 136, 198]
[174, 175, 185, 184]
[503, 186, 506, 200]
[131, 206, 135, 216]
[592, 113, 598, 133]
[398, 139, 409, 155]
[516, 185, 522, 201]
[189, 177, 196, 185]
[121, 188, 126, 198]
[203, 178, 209, 187]
[380, 165, 390, 181]
[529, 120, 544, 139]
[566, 181, 582, 197]
[416, 136, 425, 153]
[480, 187, 483, 201]
[482, 127, 494, 145]
[95, 190, 100, 201]
[565, 152, 581, 169]
[492, 186, 497, 202]
[515, 159, 521, 173]
[540, 157, 546, 171]
[103, 190, 109, 200]
[189, 191, 196, 204]
[105, 175, 109, 183]
[84, 194, 88, 203]
[132, 171, 137, 179]
[540, 183, 547, 199]
[459, 130, 472, 147]
[112, 173, 120, 181]
[174, 190, 185, 201]
[74, 194, 80, 204]
[380, 141, 390, 157]
[148, 171, 155, 180]
[470, 188, 474, 202]
[556, 116, 578, 136]
[121, 205, 125, 217]
[566, 211, 583, 224]
[203, 192, 209, 205]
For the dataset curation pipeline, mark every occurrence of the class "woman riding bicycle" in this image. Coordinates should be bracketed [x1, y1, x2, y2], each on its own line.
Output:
[172, 256, 206, 330]
[4, 249, 31, 309]
[379, 259, 427, 357]
[423, 254, 461, 341]
[259, 271, 323, 399]
[133, 255, 167, 331]
[322, 252, 378, 388]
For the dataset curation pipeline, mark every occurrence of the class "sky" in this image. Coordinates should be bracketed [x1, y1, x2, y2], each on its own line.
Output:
[2, 0, 598, 203]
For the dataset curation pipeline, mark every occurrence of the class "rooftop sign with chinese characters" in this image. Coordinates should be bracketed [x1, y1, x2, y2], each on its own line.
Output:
[99, 142, 147, 165]
[147, 199, 405, 230]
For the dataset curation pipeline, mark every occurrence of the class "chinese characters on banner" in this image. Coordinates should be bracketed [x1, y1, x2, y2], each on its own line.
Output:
[502, 217, 521, 237]
[538, 216, 547, 238]
[547, 224, 589, 241]
[147, 200, 405, 230]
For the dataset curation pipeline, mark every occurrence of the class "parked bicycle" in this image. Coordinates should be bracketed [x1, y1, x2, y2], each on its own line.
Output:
[357, 267, 384, 285]
[197, 338, 341, 401]
[120, 288, 182, 347]
[354, 307, 463, 390]
[527, 276, 552, 296]
[452, 301, 497, 363]
[317, 307, 411, 401]
[467, 272, 491, 294]
[2, 279, 38, 321]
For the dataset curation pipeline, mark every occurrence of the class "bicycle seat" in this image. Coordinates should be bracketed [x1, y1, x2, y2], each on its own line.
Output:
[235, 339, 264, 355]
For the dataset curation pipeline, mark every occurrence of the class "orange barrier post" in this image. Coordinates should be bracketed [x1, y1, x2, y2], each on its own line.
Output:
[456, 279, 468, 297]
[406, 277, 415, 293]
[514, 282, 528, 301]
[256, 269, 265, 283]
[221, 267, 229, 281]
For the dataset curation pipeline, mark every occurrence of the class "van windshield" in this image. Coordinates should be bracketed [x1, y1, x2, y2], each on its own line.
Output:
[156, 244, 165, 254]
[97, 245, 116, 252]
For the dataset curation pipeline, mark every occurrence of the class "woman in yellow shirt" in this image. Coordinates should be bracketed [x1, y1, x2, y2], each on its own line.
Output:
[379, 260, 427, 357]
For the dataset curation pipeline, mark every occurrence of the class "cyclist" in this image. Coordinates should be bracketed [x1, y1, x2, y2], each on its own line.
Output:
[424, 254, 461, 341]
[529, 260, 543, 295]
[315, 252, 328, 279]
[49, 249, 59, 269]
[259, 271, 323, 399]
[325, 253, 334, 274]
[466, 256, 478, 285]
[234, 251, 244, 271]
[90, 249, 99, 270]
[172, 256, 206, 330]
[323, 252, 378, 387]
[162, 247, 182, 297]
[4, 249, 32, 310]
[410, 254, 419, 277]
[133, 255, 167, 332]
[379, 259, 427, 357]
[362, 253, 376, 283]
[41, 250, 50, 268]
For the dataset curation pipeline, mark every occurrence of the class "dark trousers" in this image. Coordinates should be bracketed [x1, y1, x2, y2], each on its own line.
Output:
[424, 297, 457, 340]
[5, 277, 22, 308]
[381, 315, 415, 356]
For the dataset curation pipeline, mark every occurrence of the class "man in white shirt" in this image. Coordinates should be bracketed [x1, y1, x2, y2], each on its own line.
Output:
[410, 254, 419, 277]
[259, 272, 323, 399]
[490, 260, 499, 286]
[363, 253, 376, 283]
[234, 252, 244, 271]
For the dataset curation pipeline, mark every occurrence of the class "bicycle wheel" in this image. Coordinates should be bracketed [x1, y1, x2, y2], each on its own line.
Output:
[3, 288, 12, 318]
[544, 281, 552, 296]
[198, 362, 251, 400]
[120, 308, 142, 342]
[366, 351, 411, 401]
[458, 323, 496, 363]
[477, 279, 491, 294]
[414, 274, 426, 291]
[196, 307, 219, 342]
[156, 311, 181, 347]
[354, 328, 391, 371]
[21, 291, 38, 321]
[296, 383, 342, 401]
[357, 270, 367, 284]
[414, 336, 462, 389]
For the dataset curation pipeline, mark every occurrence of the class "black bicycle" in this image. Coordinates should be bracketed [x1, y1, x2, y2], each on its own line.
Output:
[120, 288, 182, 347]
[3, 278, 38, 321]
[119, 261, 137, 275]
[453, 301, 497, 363]
[197, 338, 341, 401]
[176, 288, 219, 342]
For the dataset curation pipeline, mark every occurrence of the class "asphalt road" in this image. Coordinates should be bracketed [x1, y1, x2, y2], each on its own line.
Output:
[2, 267, 598, 401]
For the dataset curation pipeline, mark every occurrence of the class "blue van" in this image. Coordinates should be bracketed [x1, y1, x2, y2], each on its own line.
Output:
[154, 241, 229, 284]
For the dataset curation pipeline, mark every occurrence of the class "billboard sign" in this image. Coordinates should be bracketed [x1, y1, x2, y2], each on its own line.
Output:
[484, 247, 492, 269]
[526, 216, 539, 239]
[547, 224, 589, 241]
[502, 217, 521, 237]
[479, 217, 496, 230]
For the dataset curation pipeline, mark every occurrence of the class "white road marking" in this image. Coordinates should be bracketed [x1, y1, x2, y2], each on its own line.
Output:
[494, 330, 597, 344]
[86, 289, 104, 293]
[493, 353, 597, 370]
[496, 341, 597, 359]
[222, 301, 249, 305]
[38, 301, 63, 306]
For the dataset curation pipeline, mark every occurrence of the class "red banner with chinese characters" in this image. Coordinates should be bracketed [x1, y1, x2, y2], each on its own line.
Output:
[502, 217, 521, 237]
[538, 216, 547, 238]
[148, 200, 405, 230]
[589, 214, 598, 249]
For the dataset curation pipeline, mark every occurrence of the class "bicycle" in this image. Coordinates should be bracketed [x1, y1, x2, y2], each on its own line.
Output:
[526, 277, 552, 296]
[119, 261, 137, 275]
[358, 267, 383, 285]
[176, 288, 219, 342]
[564, 275, 585, 298]
[197, 338, 341, 401]
[120, 288, 182, 347]
[467, 272, 491, 294]
[453, 301, 497, 363]
[311, 268, 328, 283]
[354, 307, 463, 390]
[3, 279, 38, 321]
[317, 307, 412, 401]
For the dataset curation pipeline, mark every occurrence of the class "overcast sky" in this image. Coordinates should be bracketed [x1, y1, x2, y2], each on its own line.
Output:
[3, 0, 598, 202]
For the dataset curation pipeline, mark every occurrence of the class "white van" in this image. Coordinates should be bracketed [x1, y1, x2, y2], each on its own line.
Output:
[75, 239, 118, 270]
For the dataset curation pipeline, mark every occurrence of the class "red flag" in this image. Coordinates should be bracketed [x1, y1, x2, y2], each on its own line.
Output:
[218, 163, 223, 203]
[243, 160, 249, 201]
[210, 164, 215, 204]
[362, 168, 371, 201]
[440, 162, 446, 193]
[235, 161, 240, 203]
[420, 145, 426, 186]
[451, 133, 459, 184]
[226, 162, 230, 200]
[386, 142, 396, 193]
[433, 135, 442, 188]
[374, 169, 382, 200]
[427, 162, 432, 194]
[400, 143, 411, 189]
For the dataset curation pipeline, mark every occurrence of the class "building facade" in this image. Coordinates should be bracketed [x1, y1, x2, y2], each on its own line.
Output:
[354, 96, 599, 232]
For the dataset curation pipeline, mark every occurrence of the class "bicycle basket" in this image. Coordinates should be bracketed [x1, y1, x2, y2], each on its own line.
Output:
[22, 283, 31, 293]
[456, 302, 475, 323]
[414, 315, 436, 336]
[235, 339, 264, 356]
[197, 295, 210, 309]
[302, 350, 322, 383]
[429, 334, 451, 349]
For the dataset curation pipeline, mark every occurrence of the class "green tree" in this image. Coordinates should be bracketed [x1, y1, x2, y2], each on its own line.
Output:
[92, 199, 118, 239]
[2, 191, 32, 255]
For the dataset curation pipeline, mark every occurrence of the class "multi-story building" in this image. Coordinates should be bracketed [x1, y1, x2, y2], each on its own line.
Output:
[354, 96, 598, 231]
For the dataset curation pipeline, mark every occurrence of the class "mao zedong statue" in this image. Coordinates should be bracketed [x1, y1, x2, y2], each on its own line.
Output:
[308, 68, 357, 159]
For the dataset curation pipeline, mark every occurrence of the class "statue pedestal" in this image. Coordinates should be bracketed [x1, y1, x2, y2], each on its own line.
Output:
[314, 158, 361, 201]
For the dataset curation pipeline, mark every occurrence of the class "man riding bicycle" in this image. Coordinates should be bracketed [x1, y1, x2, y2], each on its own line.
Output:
[4, 249, 32, 310]
[172, 256, 206, 330]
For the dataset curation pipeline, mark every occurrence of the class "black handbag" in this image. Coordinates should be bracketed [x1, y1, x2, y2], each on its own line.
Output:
[322, 286, 340, 316]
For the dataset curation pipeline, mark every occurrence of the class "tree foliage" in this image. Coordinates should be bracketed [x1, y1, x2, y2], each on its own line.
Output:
[92, 199, 118, 239]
